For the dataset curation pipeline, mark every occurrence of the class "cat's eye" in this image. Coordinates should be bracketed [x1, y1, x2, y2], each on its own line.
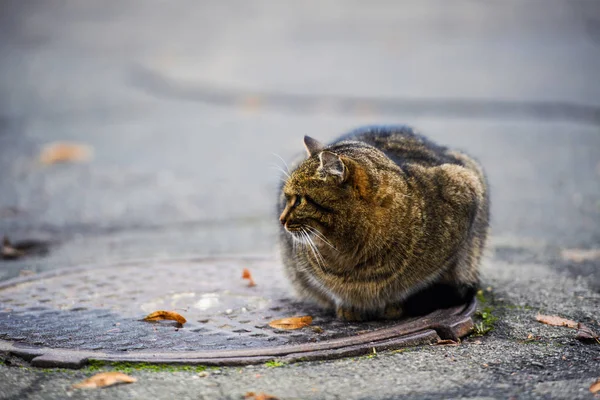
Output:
[293, 196, 302, 207]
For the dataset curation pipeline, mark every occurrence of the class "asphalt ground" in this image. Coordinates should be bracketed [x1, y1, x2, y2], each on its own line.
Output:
[0, 1, 599, 399]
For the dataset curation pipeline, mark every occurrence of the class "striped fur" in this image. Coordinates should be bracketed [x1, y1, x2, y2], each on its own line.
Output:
[278, 125, 490, 321]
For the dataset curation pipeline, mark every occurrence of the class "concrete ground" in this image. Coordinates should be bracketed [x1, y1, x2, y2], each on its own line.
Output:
[1, 0, 599, 399]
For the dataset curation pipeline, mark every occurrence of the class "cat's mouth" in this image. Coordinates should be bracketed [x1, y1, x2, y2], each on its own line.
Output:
[285, 224, 302, 233]
[286, 226, 305, 242]
[286, 225, 337, 252]
[285, 224, 309, 241]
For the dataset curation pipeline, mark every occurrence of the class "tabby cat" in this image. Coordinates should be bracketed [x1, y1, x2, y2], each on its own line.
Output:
[278, 125, 489, 321]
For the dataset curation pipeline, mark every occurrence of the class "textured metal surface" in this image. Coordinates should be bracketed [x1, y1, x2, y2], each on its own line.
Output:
[0, 257, 476, 367]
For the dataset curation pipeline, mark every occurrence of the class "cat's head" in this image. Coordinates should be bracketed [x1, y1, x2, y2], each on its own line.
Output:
[278, 136, 381, 248]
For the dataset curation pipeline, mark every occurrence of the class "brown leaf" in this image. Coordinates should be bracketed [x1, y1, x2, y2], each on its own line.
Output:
[268, 316, 313, 330]
[72, 372, 137, 389]
[535, 314, 578, 329]
[242, 268, 256, 287]
[143, 310, 187, 325]
[40, 142, 93, 165]
[590, 378, 600, 394]
[238, 96, 263, 113]
[1, 237, 25, 260]
[576, 323, 600, 344]
[435, 339, 460, 346]
[525, 334, 541, 342]
[244, 392, 279, 400]
[1, 237, 50, 260]
[561, 248, 600, 263]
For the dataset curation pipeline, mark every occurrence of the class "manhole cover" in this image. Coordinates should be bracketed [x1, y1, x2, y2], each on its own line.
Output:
[0, 257, 476, 368]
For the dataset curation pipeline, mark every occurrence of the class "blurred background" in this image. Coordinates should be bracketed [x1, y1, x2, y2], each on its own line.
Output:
[0, 0, 599, 279]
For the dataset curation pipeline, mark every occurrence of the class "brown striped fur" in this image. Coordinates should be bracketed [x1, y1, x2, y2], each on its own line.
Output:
[278, 126, 489, 321]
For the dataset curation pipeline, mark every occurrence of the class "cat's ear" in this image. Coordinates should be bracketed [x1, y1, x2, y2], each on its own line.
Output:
[318, 151, 346, 183]
[304, 136, 325, 157]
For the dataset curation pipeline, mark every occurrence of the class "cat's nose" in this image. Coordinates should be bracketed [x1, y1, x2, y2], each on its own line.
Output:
[279, 203, 292, 226]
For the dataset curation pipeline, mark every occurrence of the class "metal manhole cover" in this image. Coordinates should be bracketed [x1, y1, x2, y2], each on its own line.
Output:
[0, 256, 476, 368]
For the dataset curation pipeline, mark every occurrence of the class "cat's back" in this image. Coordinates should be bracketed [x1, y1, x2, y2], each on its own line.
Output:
[333, 125, 465, 170]
[331, 125, 488, 191]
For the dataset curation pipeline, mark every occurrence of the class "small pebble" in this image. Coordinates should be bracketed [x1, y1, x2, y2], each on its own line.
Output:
[530, 361, 544, 368]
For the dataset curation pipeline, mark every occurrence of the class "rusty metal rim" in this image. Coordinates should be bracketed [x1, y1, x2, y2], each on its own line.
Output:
[0, 300, 476, 368]
[0, 328, 441, 368]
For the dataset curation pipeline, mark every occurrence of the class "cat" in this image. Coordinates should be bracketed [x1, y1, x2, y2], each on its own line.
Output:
[277, 125, 489, 321]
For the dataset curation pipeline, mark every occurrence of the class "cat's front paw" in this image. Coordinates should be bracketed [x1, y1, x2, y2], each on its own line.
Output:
[382, 304, 404, 320]
[336, 305, 367, 322]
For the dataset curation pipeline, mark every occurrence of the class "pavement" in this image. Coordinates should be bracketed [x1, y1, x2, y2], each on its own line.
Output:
[0, 0, 599, 399]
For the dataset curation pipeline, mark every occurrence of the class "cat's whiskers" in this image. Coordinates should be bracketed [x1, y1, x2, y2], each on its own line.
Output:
[304, 226, 338, 252]
[302, 231, 322, 269]
[270, 164, 290, 179]
[302, 228, 327, 270]
[290, 232, 313, 273]
[271, 153, 291, 175]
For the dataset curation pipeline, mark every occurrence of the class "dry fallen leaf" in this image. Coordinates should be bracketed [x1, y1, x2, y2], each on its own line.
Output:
[239, 95, 263, 113]
[268, 316, 313, 330]
[72, 372, 137, 389]
[143, 310, 187, 325]
[242, 268, 256, 287]
[561, 248, 600, 263]
[40, 142, 93, 165]
[525, 334, 541, 342]
[590, 378, 600, 394]
[1, 237, 25, 260]
[576, 323, 600, 344]
[1, 237, 50, 260]
[435, 339, 460, 346]
[244, 392, 279, 400]
[535, 314, 578, 329]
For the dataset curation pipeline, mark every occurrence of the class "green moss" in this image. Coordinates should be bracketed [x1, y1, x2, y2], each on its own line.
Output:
[476, 289, 487, 305]
[264, 360, 284, 368]
[85, 360, 207, 373]
[472, 289, 498, 336]
[364, 347, 378, 359]
[39, 368, 77, 374]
